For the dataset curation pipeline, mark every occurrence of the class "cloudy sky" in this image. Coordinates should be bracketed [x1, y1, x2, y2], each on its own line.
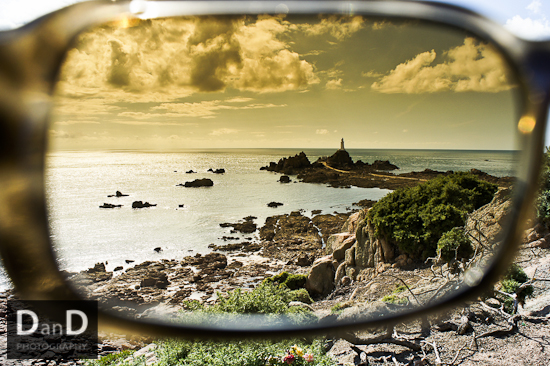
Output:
[2, 0, 547, 150]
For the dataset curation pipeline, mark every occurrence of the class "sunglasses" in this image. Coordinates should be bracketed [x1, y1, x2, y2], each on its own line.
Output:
[0, 0, 546, 341]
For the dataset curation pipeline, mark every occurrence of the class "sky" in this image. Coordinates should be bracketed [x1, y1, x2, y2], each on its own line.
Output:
[1, 0, 548, 150]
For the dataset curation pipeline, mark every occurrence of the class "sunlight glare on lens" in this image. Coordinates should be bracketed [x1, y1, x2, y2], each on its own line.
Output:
[518, 116, 536, 134]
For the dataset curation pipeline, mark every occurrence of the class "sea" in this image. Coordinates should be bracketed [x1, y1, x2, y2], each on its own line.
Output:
[0, 149, 518, 290]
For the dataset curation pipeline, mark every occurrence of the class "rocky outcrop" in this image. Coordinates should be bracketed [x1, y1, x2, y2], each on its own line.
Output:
[354, 219, 394, 268]
[370, 160, 399, 171]
[267, 202, 283, 208]
[260, 152, 311, 175]
[279, 175, 291, 183]
[72, 262, 113, 284]
[208, 168, 225, 174]
[260, 211, 321, 244]
[325, 149, 354, 170]
[108, 191, 129, 197]
[178, 178, 214, 187]
[464, 187, 512, 251]
[220, 217, 257, 234]
[100, 203, 122, 208]
[132, 201, 157, 208]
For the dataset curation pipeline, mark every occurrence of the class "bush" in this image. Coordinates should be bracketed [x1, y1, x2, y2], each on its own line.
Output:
[263, 272, 308, 290]
[437, 227, 474, 263]
[289, 288, 313, 304]
[368, 172, 497, 259]
[498, 263, 534, 313]
[178, 281, 317, 327]
[154, 338, 336, 366]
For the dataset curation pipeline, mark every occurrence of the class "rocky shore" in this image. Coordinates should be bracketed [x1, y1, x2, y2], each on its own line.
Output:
[3, 180, 550, 365]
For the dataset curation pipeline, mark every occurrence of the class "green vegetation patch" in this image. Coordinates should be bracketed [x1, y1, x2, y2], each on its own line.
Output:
[368, 172, 497, 259]
[179, 281, 317, 326]
[263, 271, 308, 290]
[498, 263, 534, 313]
[381, 294, 409, 305]
[155, 338, 336, 366]
[87, 350, 134, 366]
[437, 227, 474, 263]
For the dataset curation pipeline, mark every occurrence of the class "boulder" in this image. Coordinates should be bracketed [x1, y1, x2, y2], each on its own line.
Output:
[332, 236, 355, 262]
[305, 255, 335, 296]
[295, 253, 313, 267]
[178, 178, 214, 187]
[279, 175, 291, 183]
[335, 262, 347, 286]
[326, 233, 353, 255]
[267, 202, 283, 208]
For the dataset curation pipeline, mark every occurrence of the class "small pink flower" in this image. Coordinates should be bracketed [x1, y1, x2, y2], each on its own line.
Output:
[283, 353, 295, 364]
[303, 353, 314, 362]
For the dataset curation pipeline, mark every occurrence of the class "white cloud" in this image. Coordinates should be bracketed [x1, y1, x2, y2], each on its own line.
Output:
[371, 38, 512, 94]
[316, 129, 329, 135]
[325, 78, 343, 90]
[505, 15, 550, 40]
[527, 0, 542, 14]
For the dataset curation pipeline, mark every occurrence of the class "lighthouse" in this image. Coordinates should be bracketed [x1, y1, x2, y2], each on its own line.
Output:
[340, 138, 345, 151]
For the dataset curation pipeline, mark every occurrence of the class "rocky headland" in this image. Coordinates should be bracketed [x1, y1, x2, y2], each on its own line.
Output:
[261, 150, 513, 190]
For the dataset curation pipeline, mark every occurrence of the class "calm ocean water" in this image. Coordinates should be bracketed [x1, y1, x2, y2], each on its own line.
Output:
[0, 149, 517, 290]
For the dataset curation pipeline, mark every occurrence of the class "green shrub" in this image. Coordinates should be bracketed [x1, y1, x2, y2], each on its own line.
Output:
[368, 172, 497, 259]
[289, 288, 313, 304]
[263, 272, 308, 290]
[498, 264, 534, 313]
[177, 282, 317, 326]
[155, 338, 336, 366]
[437, 227, 474, 263]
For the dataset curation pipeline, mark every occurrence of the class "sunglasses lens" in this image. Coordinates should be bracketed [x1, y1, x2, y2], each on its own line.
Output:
[45, 15, 522, 327]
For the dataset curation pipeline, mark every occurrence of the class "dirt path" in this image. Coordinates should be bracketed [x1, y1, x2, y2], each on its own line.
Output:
[321, 161, 428, 182]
